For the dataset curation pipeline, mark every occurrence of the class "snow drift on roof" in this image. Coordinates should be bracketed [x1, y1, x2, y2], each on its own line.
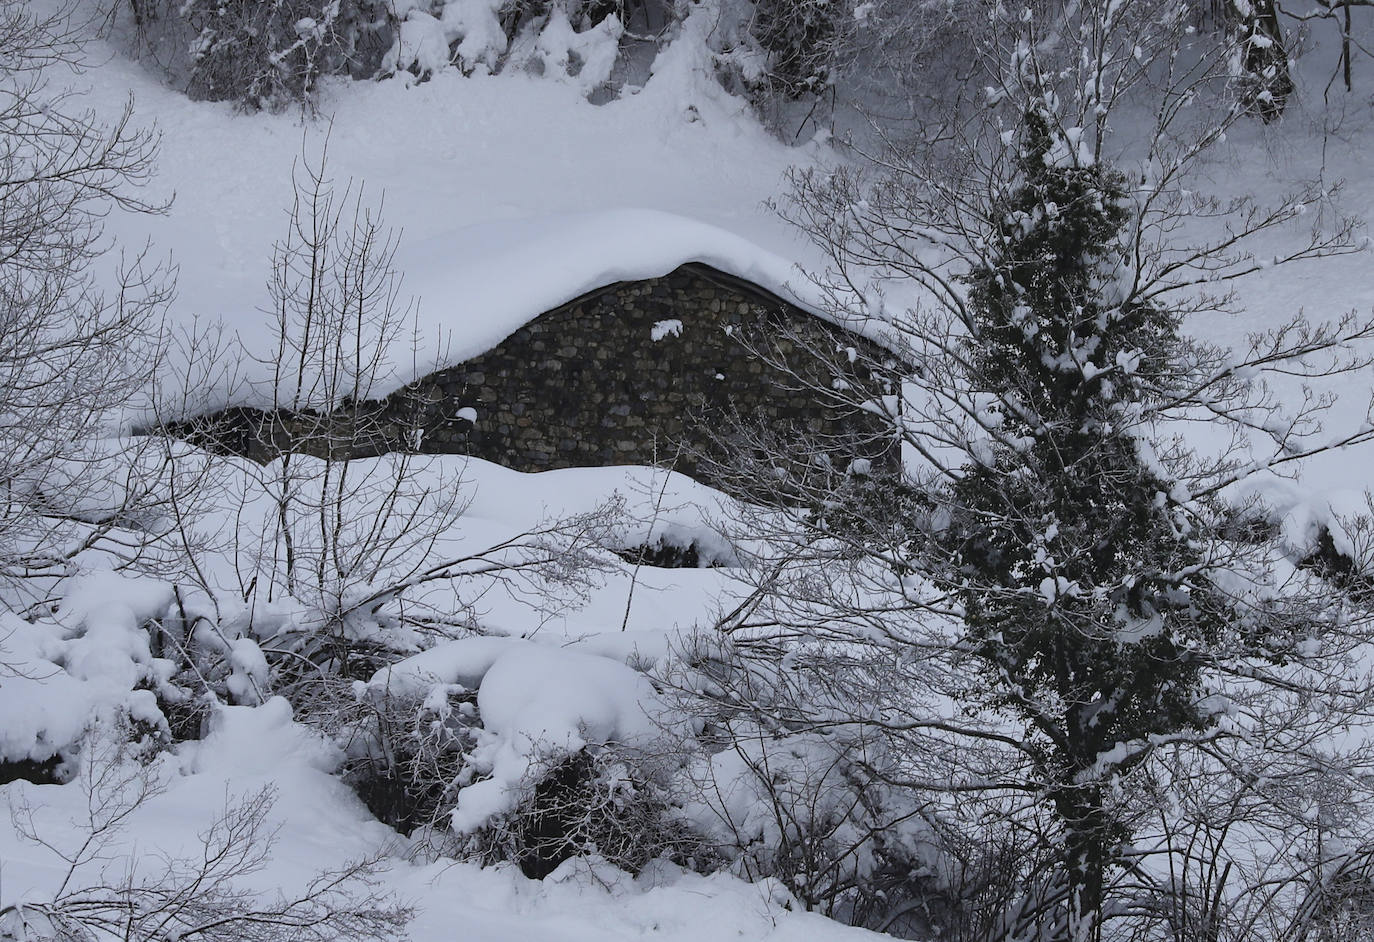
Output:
[196, 207, 892, 417]
[403, 207, 868, 367]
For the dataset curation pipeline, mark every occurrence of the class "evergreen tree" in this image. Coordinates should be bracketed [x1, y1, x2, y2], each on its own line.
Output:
[946, 108, 1228, 939]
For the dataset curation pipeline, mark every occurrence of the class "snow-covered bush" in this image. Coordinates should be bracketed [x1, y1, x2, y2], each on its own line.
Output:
[343, 637, 713, 874]
[0, 575, 168, 774]
[661, 635, 945, 920]
[331, 674, 480, 838]
[679, 723, 937, 916]
[341, 632, 947, 896]
[0, 569, 282, 783]
[466, 746, 707, 878]
[383, 0, 634, 92]
[179, 0, 393, 110]
[746, 0, 852, 100]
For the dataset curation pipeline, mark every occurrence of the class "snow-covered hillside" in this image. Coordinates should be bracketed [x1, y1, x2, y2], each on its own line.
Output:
[0, 3, 902, 938]
[73, 12, 837, 409]
[5, 1, 1374, 940]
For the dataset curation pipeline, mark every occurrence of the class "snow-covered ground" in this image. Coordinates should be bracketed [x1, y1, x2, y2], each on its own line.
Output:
[0, 447, 881, 939]
[0, 5, 890, 934]
[6, 2, 1374, 939]
[0, 693, 880, 942]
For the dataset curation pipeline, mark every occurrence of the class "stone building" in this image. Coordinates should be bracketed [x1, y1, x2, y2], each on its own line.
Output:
[178, 261, 898, 491]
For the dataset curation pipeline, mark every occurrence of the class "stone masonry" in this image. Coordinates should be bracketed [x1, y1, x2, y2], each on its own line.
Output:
[178, 264, 898, 490]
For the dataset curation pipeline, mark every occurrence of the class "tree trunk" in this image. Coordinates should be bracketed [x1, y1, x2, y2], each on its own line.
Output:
[1059, 788, 1111, 942]
[1344, 0, 1354, 92]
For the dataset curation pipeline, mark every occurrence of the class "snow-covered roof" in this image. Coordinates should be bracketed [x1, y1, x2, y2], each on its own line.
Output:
[403, 207, 839, 369]
[73, 30, 888, 422]
[394, 206, 908, 391]
[197, 207, 894, 416]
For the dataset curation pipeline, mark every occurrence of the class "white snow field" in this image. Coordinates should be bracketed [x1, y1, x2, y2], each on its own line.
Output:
[0, 3, 895, 934]
[4, 1, 1374, 939]
[0, 449, 880, 940]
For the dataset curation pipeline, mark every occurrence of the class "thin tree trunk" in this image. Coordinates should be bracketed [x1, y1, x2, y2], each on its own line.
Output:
[1344, 0, 1354, 92]
[1059, 788, 1110, 942]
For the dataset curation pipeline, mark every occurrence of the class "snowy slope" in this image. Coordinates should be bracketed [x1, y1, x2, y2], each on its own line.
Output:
[6, 5, 1374, 940]
[0, 9, 898, 938]
[1167, 50, 1374, 532]
[48, 8, 843, 416]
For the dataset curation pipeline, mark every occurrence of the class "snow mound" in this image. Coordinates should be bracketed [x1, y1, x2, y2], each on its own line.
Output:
[450, 643, 665, 833]
[186, 697, 341, 779]
[0, 572, 174, 764]
[394, 857, 884, 941]
[365, 634, 677, 835]
[367, 635, 526, 699]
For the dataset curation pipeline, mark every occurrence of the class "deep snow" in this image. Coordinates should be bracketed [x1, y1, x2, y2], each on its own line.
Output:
[5, 2, 1374, 939]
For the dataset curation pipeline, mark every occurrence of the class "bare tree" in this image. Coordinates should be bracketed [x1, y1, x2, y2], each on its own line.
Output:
[145, 142, 621, 751]
[0, 0, 175, 611]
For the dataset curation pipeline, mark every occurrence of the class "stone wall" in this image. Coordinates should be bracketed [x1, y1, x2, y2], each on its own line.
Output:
[179, 264, 898, 491]
[390, 264, 895, 482]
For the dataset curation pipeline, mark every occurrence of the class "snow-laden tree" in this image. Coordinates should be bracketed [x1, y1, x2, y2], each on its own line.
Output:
[168, 0, 393, 111]
[693, 0, 1374, 937]
[933, 106, 1229, 934]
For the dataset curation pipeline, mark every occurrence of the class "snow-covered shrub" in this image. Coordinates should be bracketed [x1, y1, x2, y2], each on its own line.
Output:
[179, 0, 393, 110]
[377, 0, 640, 88]
[746, 0, 851, 99]
[350, 638, 710, 873]
[383, 8, 454, 77]
[0, 724, 412, 941]
[0, 570, 291, 775]
[0, 573, 178, 775]
[677, 720, 939, 917]
[445, 642, 670, 830]
[465, 746, 708, 878]
[152, 591, 285, 726]
[0, 568, 287, 786]
[524, 2, 625, 94]
[332, 677, 481, 838]
[653, 633, 946, 918]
